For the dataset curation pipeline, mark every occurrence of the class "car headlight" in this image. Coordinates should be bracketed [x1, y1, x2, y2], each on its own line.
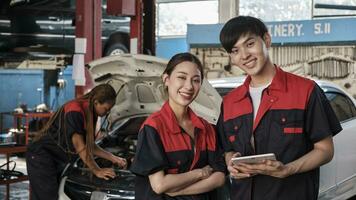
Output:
[90, 190, 135, 200]
[90, 191, 108, 200]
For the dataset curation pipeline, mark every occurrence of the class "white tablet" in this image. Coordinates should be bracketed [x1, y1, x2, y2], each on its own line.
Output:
[231, 153, 276, 165]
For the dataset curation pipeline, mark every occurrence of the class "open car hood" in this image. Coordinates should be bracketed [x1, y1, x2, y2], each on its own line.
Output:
[87, 54, 222, 130]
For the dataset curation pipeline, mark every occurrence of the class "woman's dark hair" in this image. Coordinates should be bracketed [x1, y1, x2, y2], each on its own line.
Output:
[163, 52, 204, 81]
[78, 84, 116, 159]
[35, 84, 116, 160]
[220, 16, 268, 53]
[81, 83, 116, 105]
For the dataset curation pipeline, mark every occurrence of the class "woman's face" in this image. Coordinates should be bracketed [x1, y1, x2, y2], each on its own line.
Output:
[163, 61, 202, 108]
[94, 101, 114, 117]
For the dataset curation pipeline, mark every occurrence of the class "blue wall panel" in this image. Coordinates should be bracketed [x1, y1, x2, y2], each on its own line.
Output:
[156, 36, 188, 59]
[49, 66, 75, 111]
[0, 69, 44, 131]
[0, 68, 75, 132]
[0, 69, 44, 112]
[187, 17, 356, 47]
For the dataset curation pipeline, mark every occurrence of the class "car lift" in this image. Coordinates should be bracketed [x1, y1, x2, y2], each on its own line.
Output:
[75, 0, 155, 96]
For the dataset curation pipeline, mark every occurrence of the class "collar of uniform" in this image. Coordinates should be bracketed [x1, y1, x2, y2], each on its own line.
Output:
[236, 64, 287, 102]
[160, 101, 205, 135]
[268, 65, 287, 92]
[232, 77, 250, 103]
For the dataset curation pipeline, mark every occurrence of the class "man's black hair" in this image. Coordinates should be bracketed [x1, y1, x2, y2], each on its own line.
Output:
[220, 16, 268, 53]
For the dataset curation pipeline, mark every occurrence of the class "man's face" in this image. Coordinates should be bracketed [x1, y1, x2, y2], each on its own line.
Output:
[229, 33, 271, 77]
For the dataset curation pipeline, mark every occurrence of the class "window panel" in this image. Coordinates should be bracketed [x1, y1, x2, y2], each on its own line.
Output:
[325, 92, 356, 122]
[157, 1, 218, 36]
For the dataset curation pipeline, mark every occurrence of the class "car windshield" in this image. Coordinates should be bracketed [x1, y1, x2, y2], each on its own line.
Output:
[215, 87, 235, 97]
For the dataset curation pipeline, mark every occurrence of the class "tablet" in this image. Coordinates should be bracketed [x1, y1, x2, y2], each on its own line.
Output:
[231, 153, 276, 165]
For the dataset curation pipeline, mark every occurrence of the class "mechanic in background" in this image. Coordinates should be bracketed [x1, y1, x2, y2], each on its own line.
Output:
[216, 16, 342, 200]
[131, 53, 226, 200]
[26, 84, 127, 200]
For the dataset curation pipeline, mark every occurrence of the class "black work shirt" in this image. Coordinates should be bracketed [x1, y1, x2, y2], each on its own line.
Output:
[28, 99, 91, 166]
[131, 102, 226, 200]
[217, 67, 342, 200]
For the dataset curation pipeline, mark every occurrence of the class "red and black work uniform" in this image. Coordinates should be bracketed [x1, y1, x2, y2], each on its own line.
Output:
[26, 99, 93, 200]
[217, 66, 342, 200]
[130, 101, 226, 200]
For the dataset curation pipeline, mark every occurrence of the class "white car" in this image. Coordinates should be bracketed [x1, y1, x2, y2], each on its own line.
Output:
[209, 76, 356, 200]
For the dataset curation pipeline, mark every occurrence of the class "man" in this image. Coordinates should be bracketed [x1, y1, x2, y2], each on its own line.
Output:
[216, 16, 342, 200]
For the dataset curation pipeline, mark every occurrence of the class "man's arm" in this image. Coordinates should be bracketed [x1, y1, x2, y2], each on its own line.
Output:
[234, 136, 334, 178]
[285, 136, 334, 175]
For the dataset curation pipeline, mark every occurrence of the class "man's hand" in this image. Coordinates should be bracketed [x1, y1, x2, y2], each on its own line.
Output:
[234, 159, 294, 178]
[228, 152, 251, 179]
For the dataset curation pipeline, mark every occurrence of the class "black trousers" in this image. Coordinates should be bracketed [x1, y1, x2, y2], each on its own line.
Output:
[26, 146, 62, 200]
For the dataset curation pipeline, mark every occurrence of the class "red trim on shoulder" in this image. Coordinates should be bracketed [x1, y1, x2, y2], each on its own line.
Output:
[140, 111, 160, 130]
[223, 85, 252, 122]
[142, 110, 189, 153]
[269, 71, 315, 110]
[63, 99, 88, 129]
[64, 99, 88, 114]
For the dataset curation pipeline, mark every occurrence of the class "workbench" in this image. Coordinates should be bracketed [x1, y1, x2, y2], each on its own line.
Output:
[0, 145, 29, 200]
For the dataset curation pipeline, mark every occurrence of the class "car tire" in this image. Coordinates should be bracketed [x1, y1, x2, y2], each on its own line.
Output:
[104, 43, 128, 56]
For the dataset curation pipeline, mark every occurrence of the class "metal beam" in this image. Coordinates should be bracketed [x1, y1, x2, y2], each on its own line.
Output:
[315, 3, 356, 10]
[130, 0, 143, 54]
[75, 0, 102, 96]
[219, 0, 239, 23]
[157, 0, 215, 3]
[313, 14, 356, 18]
[143, 0, 156, 55]
[16, 56, 68, 70]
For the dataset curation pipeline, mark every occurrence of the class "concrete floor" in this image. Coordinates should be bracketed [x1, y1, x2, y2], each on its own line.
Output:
[0, 155, 29, 200]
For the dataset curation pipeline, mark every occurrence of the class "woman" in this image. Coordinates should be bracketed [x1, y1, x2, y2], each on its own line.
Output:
[131, 53, 226, 200]
[26, 83, 127, 200]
